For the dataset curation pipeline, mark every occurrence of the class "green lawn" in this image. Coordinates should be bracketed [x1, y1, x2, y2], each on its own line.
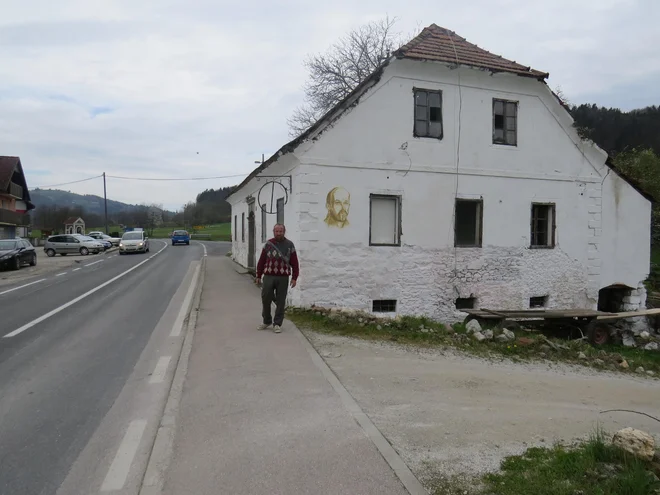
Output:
[81, 223, 232, 241]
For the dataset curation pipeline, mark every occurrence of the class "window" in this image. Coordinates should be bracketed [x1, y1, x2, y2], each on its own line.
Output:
[369, 195, 401, 246]
[530, 203, 555, 248]
[241, 213, 245, 242]
[261, 204, 267, 242]
[373, 299, 397, 312]
[276, 198, 284, 225]
[493, 99, 517, 146]
[454, 199, 482, 247]
[234, 215, 237, 241]
[529, 296, 548, 308]
[414, 89, 443, 139]
[455, 297, 476, 310]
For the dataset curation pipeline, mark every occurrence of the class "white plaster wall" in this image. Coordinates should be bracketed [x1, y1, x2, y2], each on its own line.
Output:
[600, 170, 651, 291]
[295, 164, 594, 321]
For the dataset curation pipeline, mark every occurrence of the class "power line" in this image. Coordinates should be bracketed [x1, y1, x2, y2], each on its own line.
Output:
[106, 173, 248, 181]
[33, 175, 103, 189]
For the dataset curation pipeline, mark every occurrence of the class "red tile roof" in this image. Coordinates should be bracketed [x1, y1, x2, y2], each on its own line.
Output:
[394, 24, 549, 79]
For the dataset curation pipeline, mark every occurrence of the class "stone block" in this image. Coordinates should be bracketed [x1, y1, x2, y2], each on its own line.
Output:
[588, 220, 601, 229]
[588, 205, 601, 213]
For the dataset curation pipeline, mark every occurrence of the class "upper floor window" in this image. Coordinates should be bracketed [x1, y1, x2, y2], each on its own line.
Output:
[493, 99, 517, 146]
[276, 198, 284, 225]
[414, 89, 443, 139]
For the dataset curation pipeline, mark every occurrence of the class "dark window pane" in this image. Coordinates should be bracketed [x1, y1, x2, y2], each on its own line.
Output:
[415, 120, 428, 136]
[506, 130, 517, 145]
[506, 116, 516, 131]
[455, 201, 480, 246]
[429, 106, 441, 122]
[415, 91, 427, 105]
[429, 121, 442, 138]
[506, 102, 517, 116]
[428, 92, 441, 108]
[493, 100, 504, 115]
[415, 104, 427, 120]
[494, 114, 504, 129]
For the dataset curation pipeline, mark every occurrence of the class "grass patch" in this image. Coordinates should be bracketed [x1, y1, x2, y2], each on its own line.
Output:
[287, 308, 660, 376]
[86, 223, 231, 241]
[482, 428, 660, 495]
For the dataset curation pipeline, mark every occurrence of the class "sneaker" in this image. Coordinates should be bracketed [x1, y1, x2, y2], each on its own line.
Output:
[258, 323, 271, 331]
[273, 325, 282, 333]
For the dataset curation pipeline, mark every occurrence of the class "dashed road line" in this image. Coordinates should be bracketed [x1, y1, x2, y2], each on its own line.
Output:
[73, 268, 81, 272]
[0, 279, 46, 296]
[55, 272, 67, 277]
[4, 242, 168, 338]
[100, 419, 147, 492]
[149, 356, 172, 384]
[83, 259, 103, 267]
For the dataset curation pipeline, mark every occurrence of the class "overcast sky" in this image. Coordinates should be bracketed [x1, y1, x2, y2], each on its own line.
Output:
[1, 0, 657, 210]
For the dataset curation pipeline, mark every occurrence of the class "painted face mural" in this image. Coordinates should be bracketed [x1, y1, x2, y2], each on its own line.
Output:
[324, 187, 350, 228]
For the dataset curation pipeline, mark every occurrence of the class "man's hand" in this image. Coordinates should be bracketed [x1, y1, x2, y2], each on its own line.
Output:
[290, 279, 297, 288]
[255, 276, 262, 286]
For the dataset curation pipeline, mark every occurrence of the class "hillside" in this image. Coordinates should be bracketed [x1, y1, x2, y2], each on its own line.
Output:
[30, 189, 143, 215]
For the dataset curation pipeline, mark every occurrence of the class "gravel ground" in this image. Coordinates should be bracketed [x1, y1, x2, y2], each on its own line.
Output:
[302, 330, 660, 490]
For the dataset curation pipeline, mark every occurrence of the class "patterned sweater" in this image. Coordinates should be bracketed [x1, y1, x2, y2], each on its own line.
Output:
[256, 237, 300, 280]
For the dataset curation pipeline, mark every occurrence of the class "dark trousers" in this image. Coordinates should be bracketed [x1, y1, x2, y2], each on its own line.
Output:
[261, 275, 289, 326]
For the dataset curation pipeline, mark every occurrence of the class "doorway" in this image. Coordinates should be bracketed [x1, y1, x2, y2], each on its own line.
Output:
[248, 209, 256, 269]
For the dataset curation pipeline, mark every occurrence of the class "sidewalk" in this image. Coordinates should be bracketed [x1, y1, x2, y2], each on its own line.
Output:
[162, 257, 415, 495]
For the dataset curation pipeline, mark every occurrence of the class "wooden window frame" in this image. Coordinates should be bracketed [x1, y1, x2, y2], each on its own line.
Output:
[241, 212, 245, 242]
[530, 203, 556, 249]
[369, 194, 402, 247]
[413, 88, 443, 140]
[493, 98, 518, 146]
[276, 198, 284, 225]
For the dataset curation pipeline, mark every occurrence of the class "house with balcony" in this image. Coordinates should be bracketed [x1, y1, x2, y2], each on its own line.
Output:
[0, 156, 35, 239]
[227, 24, 651, 322]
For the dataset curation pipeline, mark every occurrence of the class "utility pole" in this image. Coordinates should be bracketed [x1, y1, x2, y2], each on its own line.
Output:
[103, 172, 108, 234]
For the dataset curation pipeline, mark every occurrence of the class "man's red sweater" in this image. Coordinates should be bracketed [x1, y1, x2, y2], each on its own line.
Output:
[256, 237, 299, 280]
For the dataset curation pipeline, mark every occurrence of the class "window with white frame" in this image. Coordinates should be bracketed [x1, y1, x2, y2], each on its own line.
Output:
[413, 89, 443, 139]
[369, 194, 401, 246]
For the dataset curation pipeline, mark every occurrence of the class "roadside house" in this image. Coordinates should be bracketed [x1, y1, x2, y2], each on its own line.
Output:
[227, 24, 652, 322]
[0, 156, 34, 239]
[64, 217, 86, 235]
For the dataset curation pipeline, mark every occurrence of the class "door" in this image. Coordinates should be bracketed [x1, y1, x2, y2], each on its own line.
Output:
[20, 240, 32, 264]
[247, 210, 256, 269]
[65, 235, 79, 253]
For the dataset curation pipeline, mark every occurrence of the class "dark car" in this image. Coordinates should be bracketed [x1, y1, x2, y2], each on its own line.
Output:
[0, 238, 37, 271]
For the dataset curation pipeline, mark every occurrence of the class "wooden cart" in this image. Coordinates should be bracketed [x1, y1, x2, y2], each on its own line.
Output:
[462, 308, 660, 345]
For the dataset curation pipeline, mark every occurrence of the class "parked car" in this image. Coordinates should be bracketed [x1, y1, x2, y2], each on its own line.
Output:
[44, 234, 104, 257]
[171, 230, 190, 246]
[88, 232, 121, 246]
[119, 231, 150, 254]
[0, 238, 36, 270]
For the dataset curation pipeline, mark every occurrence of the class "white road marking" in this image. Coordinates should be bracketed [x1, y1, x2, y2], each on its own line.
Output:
[55, 272, 67, 277]
[100, 419, 147, 492]
[201, 242, 208, 257]
[0, 279, 46, 296]
[169, 264, 201, 337]
[149, 356, 172, 384]
[72, 268, 81, 272]
[83, 259, 103, 267]
[4, 243, 168, 338]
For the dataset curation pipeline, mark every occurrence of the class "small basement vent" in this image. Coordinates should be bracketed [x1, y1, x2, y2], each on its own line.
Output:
[455, 297, 476, 310]
[529, 296, 548, 308]
[373, 299, 397, 312]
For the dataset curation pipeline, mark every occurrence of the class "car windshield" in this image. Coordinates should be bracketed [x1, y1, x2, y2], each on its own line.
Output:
[173, 231, 188, 235]
[0, 240, 18, 250]
[122, 232, 143, 240]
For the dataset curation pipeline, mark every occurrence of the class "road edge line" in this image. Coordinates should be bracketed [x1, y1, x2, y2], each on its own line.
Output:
[138, 255, 207, 495]
[293, 326, 430, 495]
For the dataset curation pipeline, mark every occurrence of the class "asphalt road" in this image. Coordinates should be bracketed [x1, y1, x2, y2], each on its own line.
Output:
[0, 241, 230, 495]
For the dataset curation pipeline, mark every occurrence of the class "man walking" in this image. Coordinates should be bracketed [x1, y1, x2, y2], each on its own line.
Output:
[255, 224, 299, 333]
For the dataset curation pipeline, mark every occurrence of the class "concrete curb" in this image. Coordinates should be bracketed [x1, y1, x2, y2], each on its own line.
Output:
[138, 256, 207, 495]
[293, 326, 429, 495]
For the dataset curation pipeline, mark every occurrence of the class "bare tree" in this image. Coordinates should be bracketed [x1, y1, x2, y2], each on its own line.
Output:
[288, 16, 403, 137]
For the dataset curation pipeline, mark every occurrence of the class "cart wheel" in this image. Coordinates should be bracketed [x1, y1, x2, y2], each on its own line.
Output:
[587, 320, 610, 346]
[499, 319, 521, 332]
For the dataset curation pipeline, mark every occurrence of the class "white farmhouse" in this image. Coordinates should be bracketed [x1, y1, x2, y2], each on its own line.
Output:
[227, 24, 652, 322]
